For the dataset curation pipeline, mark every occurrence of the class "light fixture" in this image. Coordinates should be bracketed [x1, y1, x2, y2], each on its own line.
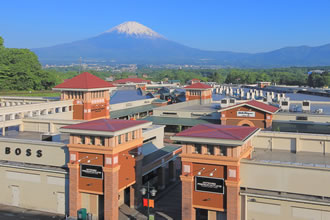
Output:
[140, 188, 146, 195]
[209, 168, 217, 177]
[87, 157, 98, 163]
[197, 168, 205, 175]
[78, 156, 88, 163]
[150, 189, 157, 197]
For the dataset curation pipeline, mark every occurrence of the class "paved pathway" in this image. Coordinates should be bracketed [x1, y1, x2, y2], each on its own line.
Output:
[154, 182, 182, 220]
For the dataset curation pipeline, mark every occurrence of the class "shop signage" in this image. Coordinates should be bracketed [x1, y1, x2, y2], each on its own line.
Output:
[195, 176, 224, 194]
[81, 164, 103, 179]
[237, 111, 255, 117]
[91, 107, 105, 113]
[4, 147, 42, 157]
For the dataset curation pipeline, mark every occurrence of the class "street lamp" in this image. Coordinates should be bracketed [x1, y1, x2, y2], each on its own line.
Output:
[140, 181, 157, 219]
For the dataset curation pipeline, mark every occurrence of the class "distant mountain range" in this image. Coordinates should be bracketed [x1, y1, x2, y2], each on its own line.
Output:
[32, 21, 330, 68]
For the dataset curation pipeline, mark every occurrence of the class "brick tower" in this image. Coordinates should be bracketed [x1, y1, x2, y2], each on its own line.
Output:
[184, 82, 213, 104]
[171, 124, 260, 220]
[53, 72, 115, 120]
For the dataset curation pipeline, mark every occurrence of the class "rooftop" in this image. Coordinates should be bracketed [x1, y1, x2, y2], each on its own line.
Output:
[1, 130, 69, 144]
[184, 82, 212, 89]
[61, 119, 150, 133]
[175, 124, 260, 141]
[244, 148, 330, 169]
[110, 89, 154, 104]
[155, 100, 218, 113]
[54, 72, 114, 90]
[219, 100, 279, 114]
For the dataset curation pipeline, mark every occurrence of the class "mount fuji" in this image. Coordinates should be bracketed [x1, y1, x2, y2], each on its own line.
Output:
[33, 21, 330, 67]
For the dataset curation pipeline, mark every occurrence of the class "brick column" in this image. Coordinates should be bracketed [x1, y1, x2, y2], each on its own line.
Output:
[68, 163, 81, 217]
[104, 166, 120, 220]
[181, 175, 195, 220]
[225, 180, 240, 220]
[208, 210, 217, 220]
[129, 186, 135, 208]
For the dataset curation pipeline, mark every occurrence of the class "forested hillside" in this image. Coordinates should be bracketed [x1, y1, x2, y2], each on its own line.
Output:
[0, 36, 61, 91]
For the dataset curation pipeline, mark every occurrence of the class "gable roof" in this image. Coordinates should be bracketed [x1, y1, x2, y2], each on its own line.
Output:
[61, 119, 150, 135]
[54, 72, 114, 90]
[219, 100, 279, 114]
[171, 124, 260, 145]
[175, 124, 259, 141]
[112, 78, 151, 84]
[184, 82, 212, 89]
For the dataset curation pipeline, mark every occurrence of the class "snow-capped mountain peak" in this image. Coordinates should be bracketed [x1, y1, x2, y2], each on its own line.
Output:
[105, 21, 163, 38]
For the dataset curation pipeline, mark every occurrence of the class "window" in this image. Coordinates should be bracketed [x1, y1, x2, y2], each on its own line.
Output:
[118, 135, 122, 144]
[195, 144, 202, 154]
[90, 136, 95, 145]
[207, 145, 214, 155]
[220, 146, 227, 156]
[125, 133, 129, 142]
[100, 137, 105, 146]
[80, 135, 85, 144]
[132, 131, 135, 139]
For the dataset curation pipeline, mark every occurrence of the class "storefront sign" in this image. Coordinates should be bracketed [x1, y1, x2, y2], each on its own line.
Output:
[195, 176, 224, 194]
[81, 164, 103, 179]
[237, 111, 255, 117]
[4, 147, 42, 157]
[91, 107, 105, 113]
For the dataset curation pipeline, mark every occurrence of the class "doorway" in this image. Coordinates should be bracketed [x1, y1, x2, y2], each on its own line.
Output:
[196, 208, 208, 220]
[124, 187, 130, 206]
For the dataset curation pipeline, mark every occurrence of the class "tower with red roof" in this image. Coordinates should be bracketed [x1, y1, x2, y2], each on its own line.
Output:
[53, 72, 115, 120]
[184, 82, 213, 104]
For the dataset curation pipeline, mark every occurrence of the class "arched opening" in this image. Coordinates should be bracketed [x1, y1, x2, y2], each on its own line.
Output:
[242, 124, 250, 127]
[237, 119, 255, 127]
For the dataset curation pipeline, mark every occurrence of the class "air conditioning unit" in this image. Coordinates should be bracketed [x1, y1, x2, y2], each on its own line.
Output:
[302, 100, 311, 112]
[280, 99, 290, 112]
[229, 98, 236, 106]
[220, 98, 229, 108]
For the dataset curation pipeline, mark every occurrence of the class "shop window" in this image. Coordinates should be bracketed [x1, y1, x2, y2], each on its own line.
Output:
[195, 144, 202, 154]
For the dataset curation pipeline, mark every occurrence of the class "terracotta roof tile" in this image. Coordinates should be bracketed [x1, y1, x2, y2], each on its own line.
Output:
[175, 124, 259, 141]
[220, 100, 279, 114]
[62, 119, 149, 132]
[184, 82, 212, 89]
[54, 72, 114, 89]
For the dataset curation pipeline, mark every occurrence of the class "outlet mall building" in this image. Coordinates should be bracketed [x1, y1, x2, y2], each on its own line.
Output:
[0, 72, 330, 220]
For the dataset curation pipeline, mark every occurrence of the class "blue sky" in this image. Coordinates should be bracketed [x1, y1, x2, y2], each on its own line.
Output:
[1, 0, 330, 53]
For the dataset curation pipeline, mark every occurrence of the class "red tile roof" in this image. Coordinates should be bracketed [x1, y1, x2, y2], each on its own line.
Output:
[175, 124, 259, 141]
[220, 100, 279, 114]
[62, 119, 149, 132]
[112, 78, 151, 84]
[54, 72, 114, 89]
[184, 82, 212, 89]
